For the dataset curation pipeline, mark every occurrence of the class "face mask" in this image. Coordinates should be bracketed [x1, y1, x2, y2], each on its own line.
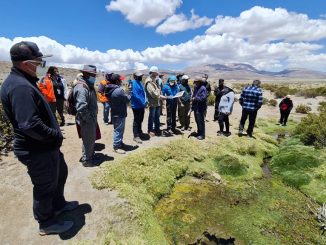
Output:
[36, 66, 47, 78]
[87, 76, 96, 84]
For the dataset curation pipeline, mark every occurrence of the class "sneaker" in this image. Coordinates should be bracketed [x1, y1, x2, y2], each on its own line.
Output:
[224, 132, 232, 137]
[166, 129, 174, 134]
[134, 137, 143, 144]
[39, 221, 74, 236]
[104, 122, 109, 125]
[148, 131, 156, 137]
[55, 201, 79, 216]
[155, 130, 162, 136]
[197, 136, 205, 140]
[282, 124, 287, 126]
[238, 130, 243, 135]
[217, 131, 223, 136]
[114, 148, 126, 154]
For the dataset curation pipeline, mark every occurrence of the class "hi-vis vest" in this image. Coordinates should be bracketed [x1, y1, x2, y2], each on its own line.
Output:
[38, 74, 56, 103]
[97, 80, 109, 103]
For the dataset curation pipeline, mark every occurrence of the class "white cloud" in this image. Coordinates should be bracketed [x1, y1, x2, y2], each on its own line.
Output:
[156, 9, 213, 34]
[206, 6, 326, 43]
[1, 5, 326, 72]
[134, 62, 148, 70]
[106, 0, 182, 27]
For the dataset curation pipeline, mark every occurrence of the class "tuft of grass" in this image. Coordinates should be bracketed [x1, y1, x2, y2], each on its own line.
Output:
[213, 155, 248, 176]
[270, 143, 326, 203]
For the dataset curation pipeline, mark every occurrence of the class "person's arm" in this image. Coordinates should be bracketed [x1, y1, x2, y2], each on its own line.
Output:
[239, 90, 244, 106]
[74, 85, 92, 122]
[11, 86, 62, 145]
[289, 100, 294, 111]
[146, 82, 160, 98]
[257, 90, 263, 109]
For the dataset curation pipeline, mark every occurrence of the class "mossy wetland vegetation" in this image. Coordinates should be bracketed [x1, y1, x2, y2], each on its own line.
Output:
[91, 111, 326, 244]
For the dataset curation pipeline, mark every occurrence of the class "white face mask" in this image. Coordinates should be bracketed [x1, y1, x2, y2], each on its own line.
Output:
[36, 66, 47, 78]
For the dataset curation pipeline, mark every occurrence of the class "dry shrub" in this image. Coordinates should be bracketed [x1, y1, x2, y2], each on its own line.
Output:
[295, 104, 312, 114]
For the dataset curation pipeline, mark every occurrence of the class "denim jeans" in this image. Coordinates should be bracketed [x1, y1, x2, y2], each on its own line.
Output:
[148, 106, 160, 132]
[103, 102, 111, 123]
[113, 117, 126, 149]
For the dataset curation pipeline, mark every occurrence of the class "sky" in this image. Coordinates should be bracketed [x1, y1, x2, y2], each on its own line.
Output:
[0, 0, 326, 72]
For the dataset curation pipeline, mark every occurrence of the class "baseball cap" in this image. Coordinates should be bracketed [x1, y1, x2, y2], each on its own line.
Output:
[181, 75, 189, 80]
[10, 41, 52, 62]
[149, 66, 159, 73]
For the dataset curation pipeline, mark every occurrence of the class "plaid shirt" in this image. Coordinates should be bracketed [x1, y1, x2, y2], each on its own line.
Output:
[239, 85, 263, 111]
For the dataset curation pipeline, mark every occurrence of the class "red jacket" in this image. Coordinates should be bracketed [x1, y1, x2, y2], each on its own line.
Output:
[38, 74, 56, 103]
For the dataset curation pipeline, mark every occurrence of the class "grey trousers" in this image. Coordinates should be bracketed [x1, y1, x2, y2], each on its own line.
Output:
[80, 120, 96, 161]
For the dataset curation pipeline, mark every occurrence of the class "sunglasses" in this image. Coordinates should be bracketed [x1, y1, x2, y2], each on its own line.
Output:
[26, 60, 46, 68]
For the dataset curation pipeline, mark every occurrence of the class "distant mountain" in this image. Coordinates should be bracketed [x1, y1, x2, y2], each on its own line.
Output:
[184, 63, 326, 81]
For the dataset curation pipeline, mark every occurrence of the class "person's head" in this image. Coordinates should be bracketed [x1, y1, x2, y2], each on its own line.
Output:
[80, 65, 97, 85]
[110, 73, 122, 86]
[176, 73, 184, 81]
[159, 74, 164, 79]
[202, 74, 208, 81]
[47, 66, 59, 78]
[105, 72, 113, 82]
[252, 79, 261, 87]
[194, 77, 204, 87]
[218, 78, 224, 88]
[149, 66, 159, 78]
[10, 41, 52, 78]
[133, 71, 143, 81]
[181, 75, 189, 85]
[168, 76, 177, 86]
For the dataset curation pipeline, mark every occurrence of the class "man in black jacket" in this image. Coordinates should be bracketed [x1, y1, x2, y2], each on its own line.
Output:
[0, 41, 78, 235]
[278, 95, 293, 126]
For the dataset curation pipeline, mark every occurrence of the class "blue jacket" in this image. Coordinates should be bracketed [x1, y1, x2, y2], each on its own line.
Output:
[130, 79, 146, 109]
[162, 83, 179, 106]
[192, 84, 207, 112]
[239, 85, 263, 111]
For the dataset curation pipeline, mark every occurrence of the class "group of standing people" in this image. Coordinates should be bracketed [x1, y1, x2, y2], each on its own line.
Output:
[0, 41, 294, 237]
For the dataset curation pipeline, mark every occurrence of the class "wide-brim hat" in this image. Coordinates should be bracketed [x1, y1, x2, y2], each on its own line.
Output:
[133, 71, 143, 77]
[80, 65, 97, 75]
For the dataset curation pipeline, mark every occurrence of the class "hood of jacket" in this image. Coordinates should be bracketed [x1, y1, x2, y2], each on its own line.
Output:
[105, 83, 119, 98]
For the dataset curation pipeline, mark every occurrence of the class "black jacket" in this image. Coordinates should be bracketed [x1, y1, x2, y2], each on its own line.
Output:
[105, 84, 130, 118]
[279, 98, 293, 112]
[0, 67, 63, 155]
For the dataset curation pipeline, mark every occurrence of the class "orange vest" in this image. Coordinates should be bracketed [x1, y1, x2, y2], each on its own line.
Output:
[97, 80, 109, 103]
[38, 74, 56, 103]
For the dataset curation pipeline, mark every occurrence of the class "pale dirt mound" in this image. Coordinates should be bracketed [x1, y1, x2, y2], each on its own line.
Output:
[0, 97, 323, 244]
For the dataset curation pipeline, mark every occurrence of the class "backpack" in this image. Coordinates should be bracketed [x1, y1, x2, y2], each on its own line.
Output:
[280, 102, 288, 111]
[66, 82, 89, 115]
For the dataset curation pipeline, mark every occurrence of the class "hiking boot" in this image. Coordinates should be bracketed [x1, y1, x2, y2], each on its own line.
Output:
[82, 161, 96, 167]
[55, 201, 79, 216]
[217, 131, 223, 136]
[224, 132, 232, 137]
[39, 221, 74, 236]
[134, 137, 142, 144]
[114, 148, 126, 154]
[166, 129, 174, 134]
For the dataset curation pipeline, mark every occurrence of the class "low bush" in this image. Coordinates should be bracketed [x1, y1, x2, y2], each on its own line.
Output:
[268, 99, 277, 107]
[294, 106, 326, 148]
[0, 103, 13, 155]
[274, 86, 290, 98]
[295, 104, 312, 114]
[207, 93, 215, 106]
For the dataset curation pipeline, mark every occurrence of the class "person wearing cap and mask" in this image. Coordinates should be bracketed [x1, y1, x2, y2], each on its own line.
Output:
[74, 65, 99, 166]
[145, 66, 165, 136]
[162, 76, 180, 134]
[238, 79, 263, 137]
[37, 67, 57, 115]
[129, 71, 147, 144]
[191, 77, 208, 140]
[0, 41, 78, 235]
[98, 73, 113, 125]
[178, 75, 192, 131]
[105, 74, 130, 154]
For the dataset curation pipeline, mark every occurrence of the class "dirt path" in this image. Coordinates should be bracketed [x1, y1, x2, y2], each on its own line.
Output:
[0, 94, 321, 244]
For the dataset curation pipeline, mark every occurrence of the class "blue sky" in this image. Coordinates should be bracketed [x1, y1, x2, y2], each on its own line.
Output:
[1, 0, 326, 71]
